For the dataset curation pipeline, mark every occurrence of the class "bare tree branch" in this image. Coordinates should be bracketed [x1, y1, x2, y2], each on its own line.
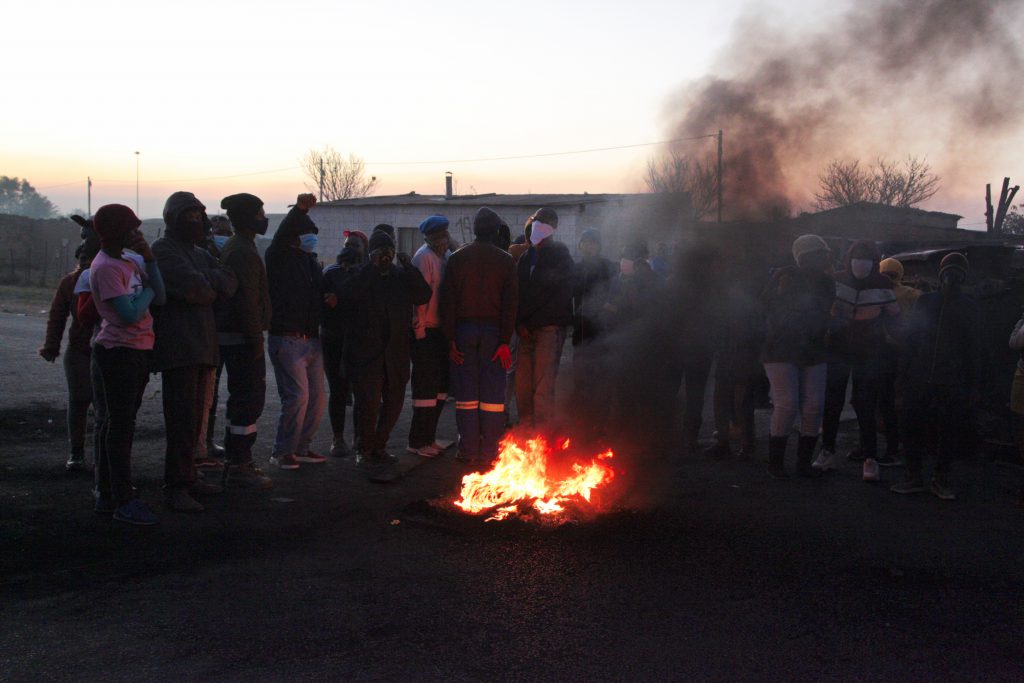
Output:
[300, 146, 378, 201]
[814, 156, 940, 210]
[644, 149, 718, 220]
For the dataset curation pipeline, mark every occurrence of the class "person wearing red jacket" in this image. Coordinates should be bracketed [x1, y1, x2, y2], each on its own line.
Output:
[442, 208, 518, 466]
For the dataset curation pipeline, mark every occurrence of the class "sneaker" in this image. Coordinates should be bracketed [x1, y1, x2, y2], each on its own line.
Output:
[226, 462, 274, 489]
[812, 449, 840, 471]
[929, 476, 956, 501]
[66, 452, 89, 472]
[294, 450, 327, 464]
[206, 442, 226, 458]
[113, 498, 159, 525]
[890, 477, 925, 494]
[94, 494, 117, 514]
[270, 454, 300, 470]
[188, 480, 223, 496]
[373, 449, 398, 464]
[194, 456, 225, 471]
[862, 458, 880, 482]
[847, 449, 866, 463]
[165, 488, 204, 513]
[330, 439, 354, 458]
[875, 453, 900, 467]
[407, 445, 438, 458]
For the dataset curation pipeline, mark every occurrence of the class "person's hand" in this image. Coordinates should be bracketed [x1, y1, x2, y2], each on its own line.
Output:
[414, 325, 427, 341]
[251, 338, 265, 360]
[449, 341, 465, 366]
[491, 343, 512, 371]
[38, 346, 58, 362]
[324, 292, 338, 308]
[124, 231, 155, 262]
[296, 193, 317, 211]
[396, 252, 412, 268]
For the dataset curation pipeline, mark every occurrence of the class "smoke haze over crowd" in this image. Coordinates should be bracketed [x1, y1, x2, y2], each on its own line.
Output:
[663, 0, 1024, 221]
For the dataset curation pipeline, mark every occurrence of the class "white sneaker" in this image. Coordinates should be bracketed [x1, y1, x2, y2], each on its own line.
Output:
[862, 458, 880, 482]
[812, 449, 838, 471]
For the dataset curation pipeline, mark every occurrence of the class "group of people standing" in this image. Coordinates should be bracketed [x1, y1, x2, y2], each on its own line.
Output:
[39, 194, 1020, 524]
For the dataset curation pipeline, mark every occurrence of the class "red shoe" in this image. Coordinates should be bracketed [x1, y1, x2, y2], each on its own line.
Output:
[294, 450, 327, 464]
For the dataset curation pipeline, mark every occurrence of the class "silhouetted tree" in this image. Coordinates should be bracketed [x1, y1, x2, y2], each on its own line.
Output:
[644, 149, 718, 220]
[300, 146, 378, 201]
[814, 156, 940, 211]
[0, 176, 59, 218]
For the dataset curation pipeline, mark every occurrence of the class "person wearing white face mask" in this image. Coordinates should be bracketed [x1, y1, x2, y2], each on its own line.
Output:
[264, 193, 333, 471]
[816, 240, 900, 483]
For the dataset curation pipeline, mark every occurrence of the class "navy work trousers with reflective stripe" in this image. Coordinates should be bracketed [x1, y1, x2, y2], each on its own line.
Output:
[451, 322, 506, 460]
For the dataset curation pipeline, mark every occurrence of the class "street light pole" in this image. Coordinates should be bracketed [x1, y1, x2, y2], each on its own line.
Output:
[135, 151, 140, 217]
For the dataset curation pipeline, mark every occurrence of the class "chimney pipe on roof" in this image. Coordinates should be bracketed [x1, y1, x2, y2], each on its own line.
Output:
[445, 171, 453, 199]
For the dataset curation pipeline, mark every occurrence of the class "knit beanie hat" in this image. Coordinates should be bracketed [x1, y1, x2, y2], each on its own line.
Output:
[579, 229, 601, 245]
[473, 207, 502, 238]
[372, 223, 396, 240]
[791, 234, 830, 265]
[531, 207, 559, 228]
[343, 229, 369, 252]
[939, 252, 969, 278]
[220, 193, 264, 224]
[93, 204, 141, 247]
[419, 215, 450, 236]
[879, 257, 904, 281]
[368, 229, 395, 252]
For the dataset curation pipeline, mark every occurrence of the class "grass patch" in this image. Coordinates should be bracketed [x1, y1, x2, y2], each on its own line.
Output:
[0, 284, 55, 317]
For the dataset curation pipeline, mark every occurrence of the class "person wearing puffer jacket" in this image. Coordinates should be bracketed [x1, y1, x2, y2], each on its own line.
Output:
[816, 240, 899, 483]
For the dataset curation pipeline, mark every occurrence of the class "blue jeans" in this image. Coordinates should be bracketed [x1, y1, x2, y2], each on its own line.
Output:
[763, 362, 827, 438]
[269, 335, 326, 457]
[451, 322, 507, 460]
[514, 325, 566, 429]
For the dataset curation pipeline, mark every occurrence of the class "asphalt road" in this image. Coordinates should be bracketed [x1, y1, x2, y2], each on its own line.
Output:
[2, 311, 1023, 681]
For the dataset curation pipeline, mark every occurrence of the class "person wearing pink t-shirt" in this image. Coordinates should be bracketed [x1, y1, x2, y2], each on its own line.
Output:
[89, 204, 166, 526]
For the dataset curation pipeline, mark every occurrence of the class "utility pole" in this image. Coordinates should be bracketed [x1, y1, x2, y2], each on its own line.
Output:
[318, 158, 325, 202]
[87, 177, 92, 217]
[134, 151, 140, 217]
[717, 129, 724, 224]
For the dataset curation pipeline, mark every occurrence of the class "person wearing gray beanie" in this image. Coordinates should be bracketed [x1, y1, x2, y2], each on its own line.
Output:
[758, 235, 836, 479]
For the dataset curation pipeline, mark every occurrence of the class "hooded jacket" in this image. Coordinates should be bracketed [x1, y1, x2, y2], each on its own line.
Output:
[265, 206, 325, 337]
[216, 232, 271, 344]
[517, 239, 575, 331]
[903, 286, 979, 388]
[760, 264, 836, 366]
[151, 192, 238, 370]
[828, 240, 899, 361]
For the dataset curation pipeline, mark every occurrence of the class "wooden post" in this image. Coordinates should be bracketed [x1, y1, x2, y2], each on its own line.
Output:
[994, 178, 1020, 234]
[985, 183, 994, 232]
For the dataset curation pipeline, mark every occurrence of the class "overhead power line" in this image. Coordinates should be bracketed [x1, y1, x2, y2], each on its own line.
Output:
[31, 134, 717, 188]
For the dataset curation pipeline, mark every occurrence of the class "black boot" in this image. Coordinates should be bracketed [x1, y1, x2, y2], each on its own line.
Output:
[767, 436, 788, 479]
[796, 435, 822, 478]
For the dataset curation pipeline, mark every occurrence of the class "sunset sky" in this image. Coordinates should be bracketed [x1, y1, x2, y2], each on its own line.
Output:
[4, 0, 1019, 225]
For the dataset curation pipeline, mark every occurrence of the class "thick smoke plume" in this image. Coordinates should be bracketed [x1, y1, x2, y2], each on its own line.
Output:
[666, 0, 1024, 220]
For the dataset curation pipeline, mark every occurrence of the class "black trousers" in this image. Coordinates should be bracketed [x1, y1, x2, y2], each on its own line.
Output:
[161, 364, 215, 488]
[352, 356, 409, 454]
[322, 332, 352, 441]
[877, 343, 902, 454]
[902, 382, 967, 478]
[409, 329, 449, 448]
[221, 343, 267, 464]
[822, 358, 882, 457]
[92, 345, 150, 503]
[664, 348, 713, 445]
[712, 348, 758, 446]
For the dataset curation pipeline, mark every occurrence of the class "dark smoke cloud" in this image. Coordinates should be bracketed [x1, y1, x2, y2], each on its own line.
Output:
[665, 0, 1024, 220]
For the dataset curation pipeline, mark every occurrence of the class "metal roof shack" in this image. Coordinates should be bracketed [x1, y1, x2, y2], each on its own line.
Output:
[309, 191, 692, 259]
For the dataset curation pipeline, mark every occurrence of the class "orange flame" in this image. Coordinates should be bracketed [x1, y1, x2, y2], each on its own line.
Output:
[454, 435, 615, 521]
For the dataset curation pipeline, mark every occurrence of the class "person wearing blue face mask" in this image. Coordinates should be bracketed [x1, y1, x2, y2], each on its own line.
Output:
[264, 193, 332, 471]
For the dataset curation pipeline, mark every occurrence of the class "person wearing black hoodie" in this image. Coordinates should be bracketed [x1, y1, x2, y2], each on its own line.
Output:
[152, 191, 238, 512]
[890, 253, 979, 500]
[321, 242, 363, 459]
[816, 239, 900, 482]
[341, 230, 431, 465]
[515, 207, 574, 430]
[265, 193, 331, 471]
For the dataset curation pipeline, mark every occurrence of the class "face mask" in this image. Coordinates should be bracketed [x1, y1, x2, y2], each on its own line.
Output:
[299, 233, 318, 253]
[941, 270, 965, 288]
[212, 235, 229, 249]
[530, 221, 556, 245]
[850, 258, 873, 280]
[620, 258, 635, 277]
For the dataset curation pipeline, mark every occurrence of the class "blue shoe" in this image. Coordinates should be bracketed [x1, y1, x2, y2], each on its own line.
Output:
[113, 498, 159, 526]
[94, 494, 117, 514]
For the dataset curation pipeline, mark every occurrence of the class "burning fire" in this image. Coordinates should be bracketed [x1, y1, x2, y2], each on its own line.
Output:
[454, 435, 616, 522]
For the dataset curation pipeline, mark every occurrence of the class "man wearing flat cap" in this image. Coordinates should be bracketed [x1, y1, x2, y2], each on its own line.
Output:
[407, 215, 452, 457]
